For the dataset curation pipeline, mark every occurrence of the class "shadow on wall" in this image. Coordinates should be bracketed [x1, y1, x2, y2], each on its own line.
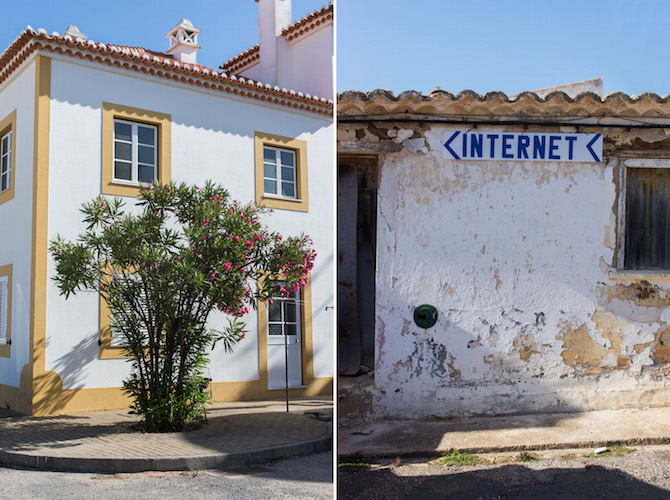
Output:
[33, 330, 102, 415]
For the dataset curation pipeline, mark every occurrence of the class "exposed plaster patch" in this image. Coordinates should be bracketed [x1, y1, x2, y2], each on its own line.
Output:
[494, 270, 502, 290]
[558, 322, 609, 373]
[395, 128, 414, 143]
[513, 334, 540, 362]
[652, 327, 670, 363]
[403, 137, 428, 153]
[408, 337, 461, 382]
[607, 283, 670, 308]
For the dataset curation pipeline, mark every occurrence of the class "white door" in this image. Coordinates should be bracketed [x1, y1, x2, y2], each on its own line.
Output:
[267, 289, 303, 389]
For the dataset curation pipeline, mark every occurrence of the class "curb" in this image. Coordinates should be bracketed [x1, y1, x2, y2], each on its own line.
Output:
[0, 432, 332, 473]
[338, 435, 670, 459]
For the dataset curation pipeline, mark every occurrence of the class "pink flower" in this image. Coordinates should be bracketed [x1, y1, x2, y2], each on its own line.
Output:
[210, 273, 216, 279]
[224, 262, 232, 270]
[234, 236, 240, 242]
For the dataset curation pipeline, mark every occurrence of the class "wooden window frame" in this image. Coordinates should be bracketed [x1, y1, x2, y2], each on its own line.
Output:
[102, 103, 171, 197]
[616, 158, 670, 275]
[0, 110, 16, 206]
[254, 132, 308, 212]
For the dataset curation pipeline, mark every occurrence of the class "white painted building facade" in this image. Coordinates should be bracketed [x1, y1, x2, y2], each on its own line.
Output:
[0, 1, 333, 415]
[339, 89, 670, 419]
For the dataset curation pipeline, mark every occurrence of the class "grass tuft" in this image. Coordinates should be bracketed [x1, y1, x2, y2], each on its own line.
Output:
[437, 449, 486, 467]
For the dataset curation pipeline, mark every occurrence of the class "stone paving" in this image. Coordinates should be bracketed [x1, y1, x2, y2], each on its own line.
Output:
[0, 398, 332, 472]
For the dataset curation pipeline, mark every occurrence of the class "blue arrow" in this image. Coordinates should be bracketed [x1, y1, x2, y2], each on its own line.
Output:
[586, 134, 601, 162]
[444, 131, 461, 159]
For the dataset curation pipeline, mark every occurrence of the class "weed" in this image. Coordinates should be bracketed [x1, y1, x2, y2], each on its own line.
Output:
[516, 451, 541, 462]
[560, 453, 577, 461]
[436, 449, 485, 467]
[338, 453, 371, 472]
[583, 444, 636, 458]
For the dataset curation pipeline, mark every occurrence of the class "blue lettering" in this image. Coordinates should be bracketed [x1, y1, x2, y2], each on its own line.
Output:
[549, 135, 561, 160]
[565, 136, 577, 160]
[502, 134, 514, 159]
[533, 136, 546, 159]
[487, 134, 499, 157]
[470, 133, 483, 158]
[462, 133, 467, 158]
[518, 135, 530, 159]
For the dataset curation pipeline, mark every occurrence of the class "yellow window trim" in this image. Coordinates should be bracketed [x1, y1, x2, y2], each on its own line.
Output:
[0, 110, 17, 206]
[99, 263, 138, 359]
[101, 102, 171, 197]
[0, 264, 12, 358]
[254, 131, 309, 213]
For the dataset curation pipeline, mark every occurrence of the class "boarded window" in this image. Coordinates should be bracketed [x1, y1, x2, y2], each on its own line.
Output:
[625, 167, 670, 269]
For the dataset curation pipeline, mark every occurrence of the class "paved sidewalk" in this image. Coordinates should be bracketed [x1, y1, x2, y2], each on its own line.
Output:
[338, 406, 670, 458]
[0, 397, 332, 473]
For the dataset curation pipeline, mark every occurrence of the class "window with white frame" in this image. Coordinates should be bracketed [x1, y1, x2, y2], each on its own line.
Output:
[0, 275, 8, 346]
[0, 129, 11, 193]
[263, 146, 297, 199]
[113, 120, 157, 184]
[620, 159, 670, 270]
[268, 288, 301, 337]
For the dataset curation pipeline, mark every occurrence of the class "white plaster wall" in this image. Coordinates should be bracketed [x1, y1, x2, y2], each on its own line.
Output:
[372, 124, 670, 418]
[287, 26, 333, 100]
[0, 60, 36, 388]
[45, 57, 333, 389]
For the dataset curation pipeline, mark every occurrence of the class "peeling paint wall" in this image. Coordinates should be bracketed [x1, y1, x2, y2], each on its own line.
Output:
[339, 120, 670, 419]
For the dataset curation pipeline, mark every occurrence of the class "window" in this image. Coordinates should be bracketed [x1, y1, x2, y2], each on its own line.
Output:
[0, 264, 12, 357]
[0, 110, 16, 206]
[619, 159, 670, 271]
[102, 103, 171, 197]
[113, 120, 157, 184]
[263, 146, 297, 199]
[254, 132, 308, 212]
[99, 269, 147, 359]
[1, 130, 11, 193]
[268, 287, 301, 337]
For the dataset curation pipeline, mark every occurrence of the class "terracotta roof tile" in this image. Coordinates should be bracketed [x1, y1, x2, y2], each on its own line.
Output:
[338, 89, 670, 120]
[281, 3, 333, 42]
[0, 27, 332, 115]
[220, 3, 333, 71]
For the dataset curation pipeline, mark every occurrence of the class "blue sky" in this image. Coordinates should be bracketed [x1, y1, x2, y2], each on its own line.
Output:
[0, 0, 327, 72]
[337, 0, 670, 97]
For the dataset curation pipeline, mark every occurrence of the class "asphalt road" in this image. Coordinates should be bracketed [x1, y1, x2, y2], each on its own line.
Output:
[338, 445, 670, 499]
[0, 451, 333, 500]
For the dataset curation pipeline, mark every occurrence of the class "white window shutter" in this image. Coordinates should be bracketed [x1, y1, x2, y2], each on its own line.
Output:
[0, 276, 8, 345]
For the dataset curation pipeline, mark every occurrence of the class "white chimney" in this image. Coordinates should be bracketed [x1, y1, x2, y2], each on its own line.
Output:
[257, 0, 292, 86]
[166, 19, 201, 64]
[64, 25, 87, 41]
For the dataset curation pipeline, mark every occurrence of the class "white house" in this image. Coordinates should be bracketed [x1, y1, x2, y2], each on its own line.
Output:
[339, 87, 670, 420]
[0, 0, 334, 415]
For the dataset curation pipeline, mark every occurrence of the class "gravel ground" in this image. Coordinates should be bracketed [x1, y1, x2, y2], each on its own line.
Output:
[338, 445, 670, 499]
[0, 451, 334, 500]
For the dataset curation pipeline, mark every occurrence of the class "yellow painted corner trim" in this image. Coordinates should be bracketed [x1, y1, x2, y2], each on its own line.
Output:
[0, 110, 17, 206]
[101, 102, 171, 197]
[254, 131, 309, 212]
[30, 55, 51, 415]
[0, 264, 12, 357]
